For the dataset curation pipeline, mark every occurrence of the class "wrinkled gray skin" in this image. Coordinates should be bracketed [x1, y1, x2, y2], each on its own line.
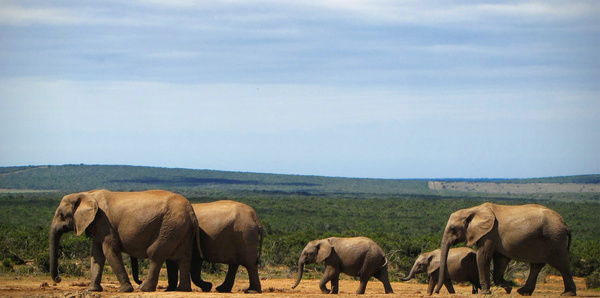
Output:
[436, 203, 577, 296]
[49, 189, 201, 292]
[132, 200, 263, 293]
[292, 237, 394, 294]
[401, 247, 480, 295]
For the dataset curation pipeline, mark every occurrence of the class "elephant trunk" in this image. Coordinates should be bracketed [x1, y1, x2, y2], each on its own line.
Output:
[400, 263, 418, 281]
[292, 261, 305, 289]
[49, 226, 64, 283]
[435, 236, 452, 294]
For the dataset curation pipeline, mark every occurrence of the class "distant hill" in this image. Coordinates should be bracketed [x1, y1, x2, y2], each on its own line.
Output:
[0, 164, 432, 195]
[1, 165, 599, 199]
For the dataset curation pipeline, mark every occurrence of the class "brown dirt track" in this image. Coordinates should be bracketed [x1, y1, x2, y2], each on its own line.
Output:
[0, 275, 597, 298]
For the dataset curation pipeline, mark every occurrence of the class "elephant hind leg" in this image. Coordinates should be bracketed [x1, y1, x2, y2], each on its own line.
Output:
[245, 263, 262, 293]
[216, 264, 239, 293]
[373, 266, 393, 294]
[549, 257, 577, 296]
[517, 263, 545, 296]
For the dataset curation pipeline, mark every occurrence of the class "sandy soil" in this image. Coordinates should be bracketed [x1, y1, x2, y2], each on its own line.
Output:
[0, 275, 597, 298]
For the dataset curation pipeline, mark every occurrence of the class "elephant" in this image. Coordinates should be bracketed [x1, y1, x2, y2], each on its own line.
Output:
[131, 200, 264, 293]
[49, 189, 201, 292]
[435, 202, 577, 296]
[401, 247, 480, 295]
[292, 237, 394, 294]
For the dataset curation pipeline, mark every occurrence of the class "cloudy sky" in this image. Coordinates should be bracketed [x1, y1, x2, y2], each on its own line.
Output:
[1, 1, 599, 179]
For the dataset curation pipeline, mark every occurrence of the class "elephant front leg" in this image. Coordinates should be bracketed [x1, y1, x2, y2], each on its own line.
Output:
[102, 242, 133, 292]
[88, 241, 105, 292]
[319, 266, 336, 294]
[427, 275, 436, 295]
[476, 240, 495, 295]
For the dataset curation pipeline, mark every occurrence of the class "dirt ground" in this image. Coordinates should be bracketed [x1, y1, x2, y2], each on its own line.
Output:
[0, 275, 597, 298]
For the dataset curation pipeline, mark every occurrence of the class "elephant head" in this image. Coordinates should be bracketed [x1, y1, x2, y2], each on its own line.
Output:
[435, 204, 494, 293]
[292, 238, 333, 289]
[49, 192, 98, 283]
[401, 251, 438, 281]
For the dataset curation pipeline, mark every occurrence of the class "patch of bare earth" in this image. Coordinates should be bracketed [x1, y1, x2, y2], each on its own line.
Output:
[0, 275, 597, 297]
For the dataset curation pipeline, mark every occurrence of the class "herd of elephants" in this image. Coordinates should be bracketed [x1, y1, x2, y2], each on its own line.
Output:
[49, 189, 578, 296]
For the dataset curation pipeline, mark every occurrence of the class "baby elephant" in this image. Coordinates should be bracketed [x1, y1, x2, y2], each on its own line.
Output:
[401, 247, 480, 295]
[292, 237, 393, 294]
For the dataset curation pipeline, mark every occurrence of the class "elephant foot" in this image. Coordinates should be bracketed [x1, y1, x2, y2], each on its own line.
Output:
[86, 284, 103, 292]
[245, 289, 261, 294]
[517, 287, 534, 296]
[321, 288, 331, 294]
[481, 289, 492, 295]
[174, 286, 192, 292]
[139, 282, 156, 292]
[503, 285, 513, 294]
[216, 284, 233, 293]
[165, 285, 177, 292]
[118, 283, 135, 292]
[561, 290, 577, 296]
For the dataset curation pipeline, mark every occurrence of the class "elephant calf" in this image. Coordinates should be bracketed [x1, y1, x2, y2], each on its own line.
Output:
[401, 247, 480, 295]
[292, 237, 394, 294]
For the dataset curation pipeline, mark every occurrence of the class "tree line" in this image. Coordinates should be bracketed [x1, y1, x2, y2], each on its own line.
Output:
[0, 192, 599, 286]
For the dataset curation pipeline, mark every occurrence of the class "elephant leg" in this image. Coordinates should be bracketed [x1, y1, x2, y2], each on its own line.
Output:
[493, 253, 513, 294]
[102, 242, 134, 292]
[476, 242, 494, 294]
[319, 265, 335, 294]
[549, 253, 577, 296]
[165, 260, 178, 291]
[517, 263, 545, 296]
[356, 275, 370, 294]
[373, 266, 394, 294]
[191, 257, 212, 292]
[216, 264, 239, 293]
[88, 241, 105, 292]
[140, 259, 164, 292]
[427, 274, 436, 295]
[443, 278, 455, 294]
[245, 263, 262, 293]
[330, 271, 340, 294]
[174, 257, 192, 292]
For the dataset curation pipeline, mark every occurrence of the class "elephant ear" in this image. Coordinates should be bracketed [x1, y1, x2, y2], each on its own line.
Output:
[428, 259, 440, 275]
[427, 252, 440, 274]
[73, 194, 98, 236]
[316, 239, 333, 263]
[466, 204, 495, 246]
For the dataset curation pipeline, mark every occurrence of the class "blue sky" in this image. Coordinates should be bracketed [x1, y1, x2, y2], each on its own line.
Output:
[1, 1, 599, 179]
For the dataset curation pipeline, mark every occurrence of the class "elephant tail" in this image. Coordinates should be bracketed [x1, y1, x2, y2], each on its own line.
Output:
[567, 229, 572, 252]
[257, 222, 264, 266]
[382, 256, 389, 268]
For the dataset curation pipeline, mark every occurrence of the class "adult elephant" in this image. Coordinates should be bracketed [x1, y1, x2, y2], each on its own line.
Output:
[401, 247, 480, 295]
[49, 189, 201, 292]
[435, 202, 576, 296]
[292, 237, 394, 294]
[132, 200, 263, 293]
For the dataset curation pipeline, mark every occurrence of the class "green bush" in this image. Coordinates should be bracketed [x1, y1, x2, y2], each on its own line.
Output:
[586, 270, 600, 289]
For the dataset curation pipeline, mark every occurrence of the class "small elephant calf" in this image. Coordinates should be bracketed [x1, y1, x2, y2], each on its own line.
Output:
[292, 237, 394, 294]
[401, 247, 480, 295]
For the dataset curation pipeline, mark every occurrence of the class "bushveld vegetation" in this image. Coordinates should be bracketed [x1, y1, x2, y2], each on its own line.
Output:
[0, 165, 599, 287]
